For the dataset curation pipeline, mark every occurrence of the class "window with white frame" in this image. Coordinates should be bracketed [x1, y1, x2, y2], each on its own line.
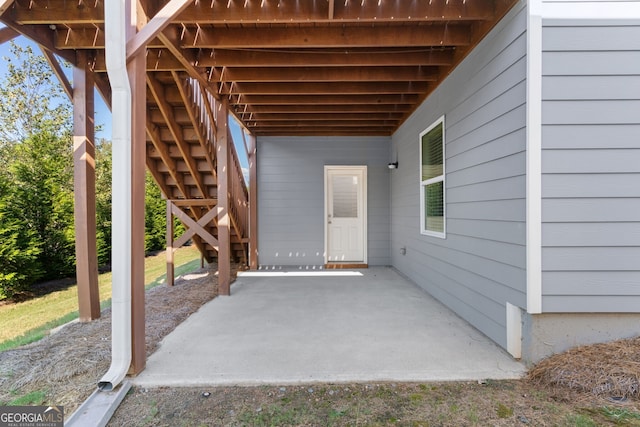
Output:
[420, 116, 445, 238]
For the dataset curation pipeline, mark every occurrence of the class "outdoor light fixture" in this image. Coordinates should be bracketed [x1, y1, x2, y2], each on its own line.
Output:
[388, 161, 398, 169]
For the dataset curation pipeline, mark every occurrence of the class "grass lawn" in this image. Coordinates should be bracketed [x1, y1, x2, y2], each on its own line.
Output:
[0, 245, 202, 351]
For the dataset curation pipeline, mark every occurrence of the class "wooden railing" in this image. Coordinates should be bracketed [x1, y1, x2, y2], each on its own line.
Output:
[227, 125, 249, 245]
[186, 78, 249, 261]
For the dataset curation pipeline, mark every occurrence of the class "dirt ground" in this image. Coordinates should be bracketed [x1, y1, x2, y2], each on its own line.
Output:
[2, 265, 640, 426]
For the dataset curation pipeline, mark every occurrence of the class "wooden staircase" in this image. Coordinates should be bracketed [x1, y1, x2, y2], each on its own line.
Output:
[144, 71, 249, 265]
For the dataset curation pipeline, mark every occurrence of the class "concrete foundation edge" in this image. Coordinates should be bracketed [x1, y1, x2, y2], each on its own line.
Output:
[522, 313, 640, 364]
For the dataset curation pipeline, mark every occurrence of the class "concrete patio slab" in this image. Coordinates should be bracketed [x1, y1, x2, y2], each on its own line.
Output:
[134, 267, 525, 387]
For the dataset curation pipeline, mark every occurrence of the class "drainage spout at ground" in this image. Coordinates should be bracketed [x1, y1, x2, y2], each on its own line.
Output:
[98, 0, 132, 392]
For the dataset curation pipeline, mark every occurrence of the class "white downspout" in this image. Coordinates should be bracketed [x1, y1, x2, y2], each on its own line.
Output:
[99, 0, 132, 391]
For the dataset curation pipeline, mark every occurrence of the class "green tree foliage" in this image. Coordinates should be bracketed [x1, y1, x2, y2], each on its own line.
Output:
[144, 173, 186, 254]
[0, 43, 70, 145]
[94, 140, 171, 263]
[0, 177, 42, 299]
[0, 42, 186, 299]
[7, 130, 76, 280]
[0, 42, 75, 297]
[145, 172, 166, 253]
[95, 140, 112, 266]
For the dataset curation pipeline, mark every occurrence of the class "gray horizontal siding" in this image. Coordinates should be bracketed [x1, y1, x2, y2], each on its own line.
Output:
[543, 247, 640, 271]
[543, 223, 640, 246]
[543, 76, 640, 100]
[542, 100, 640, 124]
[543, 271, 640, 295]
[540, 19, 640, 312]
[257, 136, 391, 266]
[542, 125, 640, 149]
[543, 173, 640, 197]
[543, 296, 640, 313]
[390, 4, 527, 349]
[542, 149, 640, 173]
[543, 24, 640, 50]
[543, 198, 640, 222]
[543, 51, 640, 76]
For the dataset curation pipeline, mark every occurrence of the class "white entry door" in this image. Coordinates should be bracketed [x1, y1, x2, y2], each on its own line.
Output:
[325, 166, 367, 263]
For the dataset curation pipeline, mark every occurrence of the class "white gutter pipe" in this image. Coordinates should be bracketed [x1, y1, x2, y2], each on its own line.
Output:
[99, 0, 132, 391]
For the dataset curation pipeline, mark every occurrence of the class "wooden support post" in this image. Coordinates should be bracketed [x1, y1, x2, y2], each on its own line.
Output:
[73, 50, 100, 322]
[248, 135, 259, 270]
[216, 100, 231, 295]
[127, 2, 147, 374]
[166, 200, 175, 286]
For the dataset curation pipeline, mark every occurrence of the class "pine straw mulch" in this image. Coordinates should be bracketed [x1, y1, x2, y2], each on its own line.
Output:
[528, 336, 640, 402]
[0, 262, 241, 418]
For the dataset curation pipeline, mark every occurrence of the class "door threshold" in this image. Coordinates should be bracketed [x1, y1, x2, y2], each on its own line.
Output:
[324, 263, 368, 269]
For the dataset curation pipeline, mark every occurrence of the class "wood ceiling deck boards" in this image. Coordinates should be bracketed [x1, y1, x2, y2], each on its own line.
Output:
[2, 0, 518, 136]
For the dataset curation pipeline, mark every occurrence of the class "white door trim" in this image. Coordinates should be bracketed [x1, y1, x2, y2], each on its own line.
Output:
[324, 165, 368, 264]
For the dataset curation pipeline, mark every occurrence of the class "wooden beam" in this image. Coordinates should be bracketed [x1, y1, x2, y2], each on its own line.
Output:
[145, 157, 173, 200]
[225, 125, 248, 265]
[0, 0, 14, 15]
[198, 84, 219, 137]
[234, 93, 420, 105]
[145, 119, 189, 199]
[0, 26, 18, 44]
[241, 112, 405, 122]
[156, 25, 208, 87]
[245, 120, 397, 129]
[93, 48, 184, 72]
[126, 0, 250, 138]
[94, 72, 112, 106]
[166, 200, 175, 286]
[334, 1, 493, 22]
[171, 198, 218, 207]
[52, 27, 165, 50]
[0, 17, 76, 63]
[147, 74, 208, 198]
[254, 129, 393, 137]
[171, 203, 219, 250]
[173, 0, 493, 23]
[248, 134, 258, 270]
[180, 25, 471, 49]
[216, 99, 231, 295]
[198, 48, 454, 67]
[13, 0, 103, 23]
[156, 30, 250, 136]
[171, 71, 217, 182]
[220, 81, 430, 95]
[209, 66, 439, 82]
[73, 50, 100, 322]
[127, 0, 193, 59]
[171, 212, 215, 264]
[238, 104, 413, 114]
[40, 47, 73, 100]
